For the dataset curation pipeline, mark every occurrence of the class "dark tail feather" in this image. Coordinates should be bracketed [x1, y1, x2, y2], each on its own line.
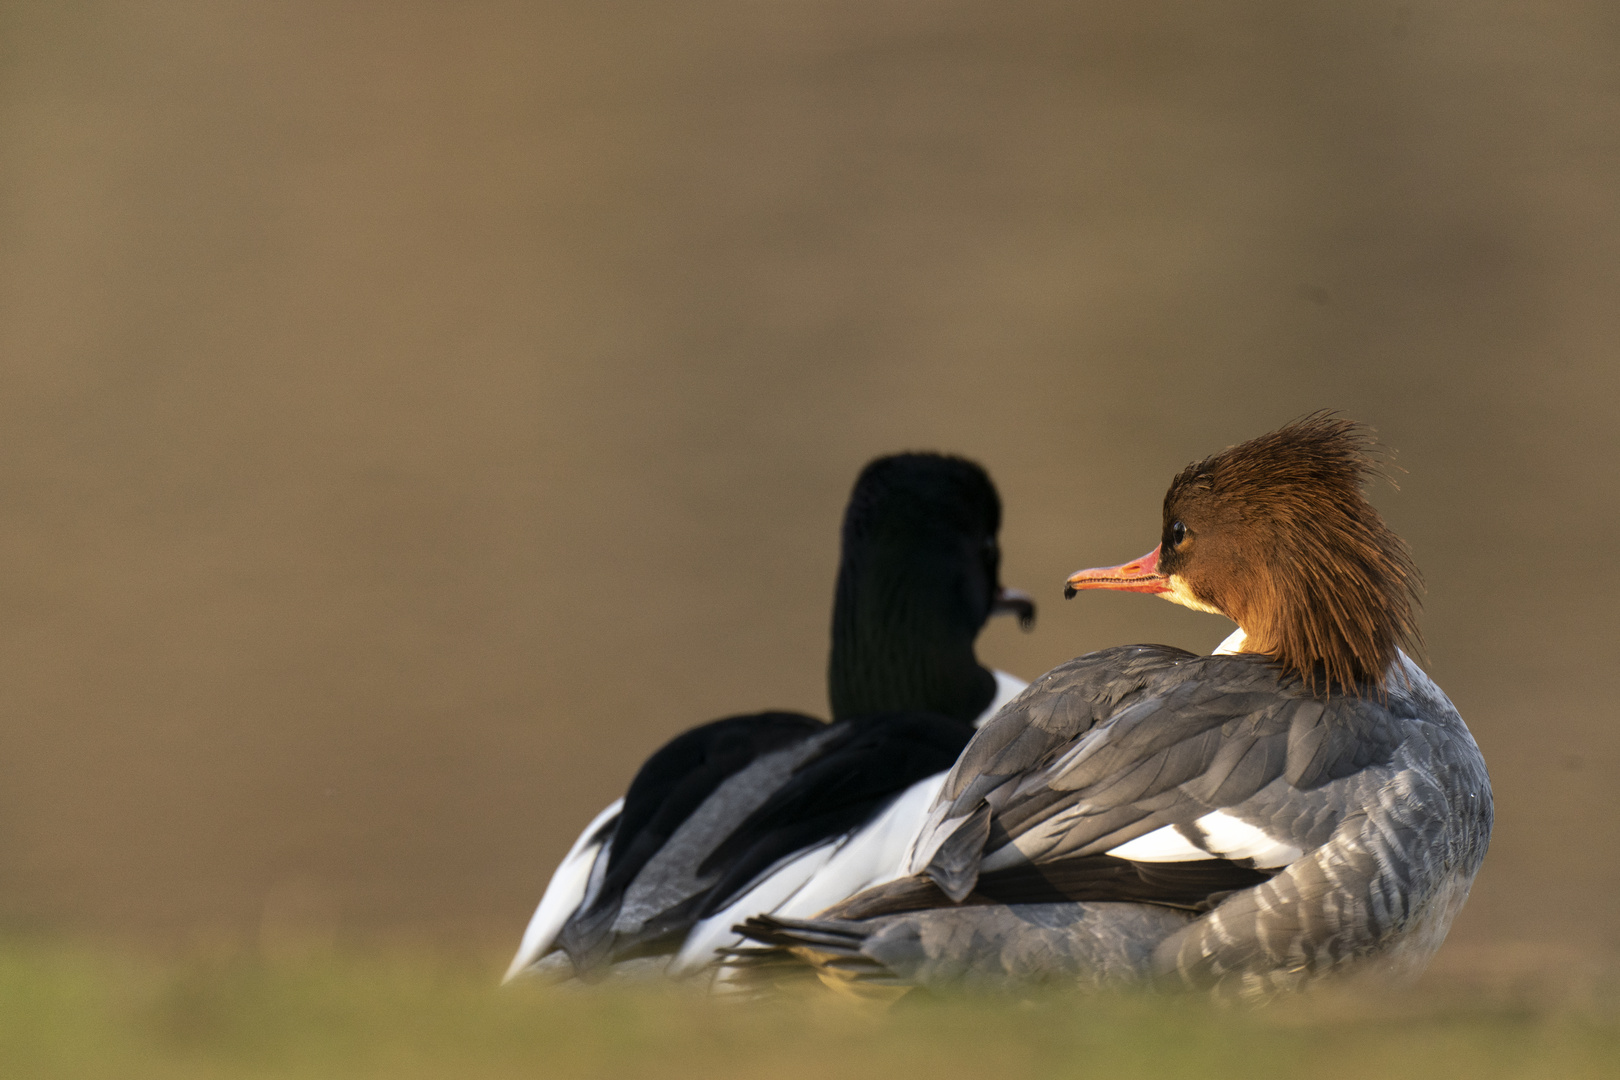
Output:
[727, 915, 909, 1000]
[734, 914, 870, 953]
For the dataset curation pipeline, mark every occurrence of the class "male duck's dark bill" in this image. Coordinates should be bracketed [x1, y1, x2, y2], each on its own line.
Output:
[991, 586, 1037, 631]
[1064, 545, 1170, 599]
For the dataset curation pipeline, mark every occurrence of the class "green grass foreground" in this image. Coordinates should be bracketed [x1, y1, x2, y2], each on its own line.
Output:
[1, 940, 1615, 1080]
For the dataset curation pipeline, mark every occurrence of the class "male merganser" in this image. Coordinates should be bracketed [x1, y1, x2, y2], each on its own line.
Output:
[734, 415, 1492, 998]
[505, 453, 1034, 982]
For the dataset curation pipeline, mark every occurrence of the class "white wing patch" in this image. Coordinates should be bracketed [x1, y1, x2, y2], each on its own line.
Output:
[1105, 811, 1301, 869]
[1211, 627, 1248, 656]
[1193, 810, 1301, 868]
[1107, 825, 1214, 862]
[503, 797, 624, 983]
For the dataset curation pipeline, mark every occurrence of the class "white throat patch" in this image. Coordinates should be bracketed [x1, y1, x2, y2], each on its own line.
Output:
[1161, 573, 1224, 616]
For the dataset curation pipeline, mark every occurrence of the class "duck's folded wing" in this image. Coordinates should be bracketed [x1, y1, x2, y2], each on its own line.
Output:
[600, 712, 826, 898]
[551, 710, 826, 970]
[973, 670, 1029, 728]
[695, 711, 976, 917]
[672, 771, 949, 975]
[909, 648, 1405, 902]
[904, 646, 1192, 879]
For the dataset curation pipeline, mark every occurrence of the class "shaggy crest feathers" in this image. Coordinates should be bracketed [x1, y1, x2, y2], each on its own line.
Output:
[1165, 412, 1422, 694]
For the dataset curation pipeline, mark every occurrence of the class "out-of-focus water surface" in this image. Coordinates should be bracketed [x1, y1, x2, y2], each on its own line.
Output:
[0, 1, 1615, 979]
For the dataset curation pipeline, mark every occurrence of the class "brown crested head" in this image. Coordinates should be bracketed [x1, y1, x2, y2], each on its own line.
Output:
[1156, 413, 1422, 694]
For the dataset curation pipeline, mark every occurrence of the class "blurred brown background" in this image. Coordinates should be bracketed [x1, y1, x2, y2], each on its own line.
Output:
[0, 1, 1615, 967]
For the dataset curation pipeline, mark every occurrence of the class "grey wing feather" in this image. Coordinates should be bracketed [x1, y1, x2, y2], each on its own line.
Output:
[940, 645, 1195, 803]
[913, 649, 1412, 897]
[907, 645, 1197, 878]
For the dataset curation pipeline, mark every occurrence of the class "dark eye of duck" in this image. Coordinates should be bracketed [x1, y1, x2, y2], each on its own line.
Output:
[1169, 521, 1187, 547]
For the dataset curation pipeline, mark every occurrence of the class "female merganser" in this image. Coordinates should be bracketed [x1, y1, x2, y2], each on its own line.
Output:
[505, 453, 1034, 982]
[735, 415, 1492, 998]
